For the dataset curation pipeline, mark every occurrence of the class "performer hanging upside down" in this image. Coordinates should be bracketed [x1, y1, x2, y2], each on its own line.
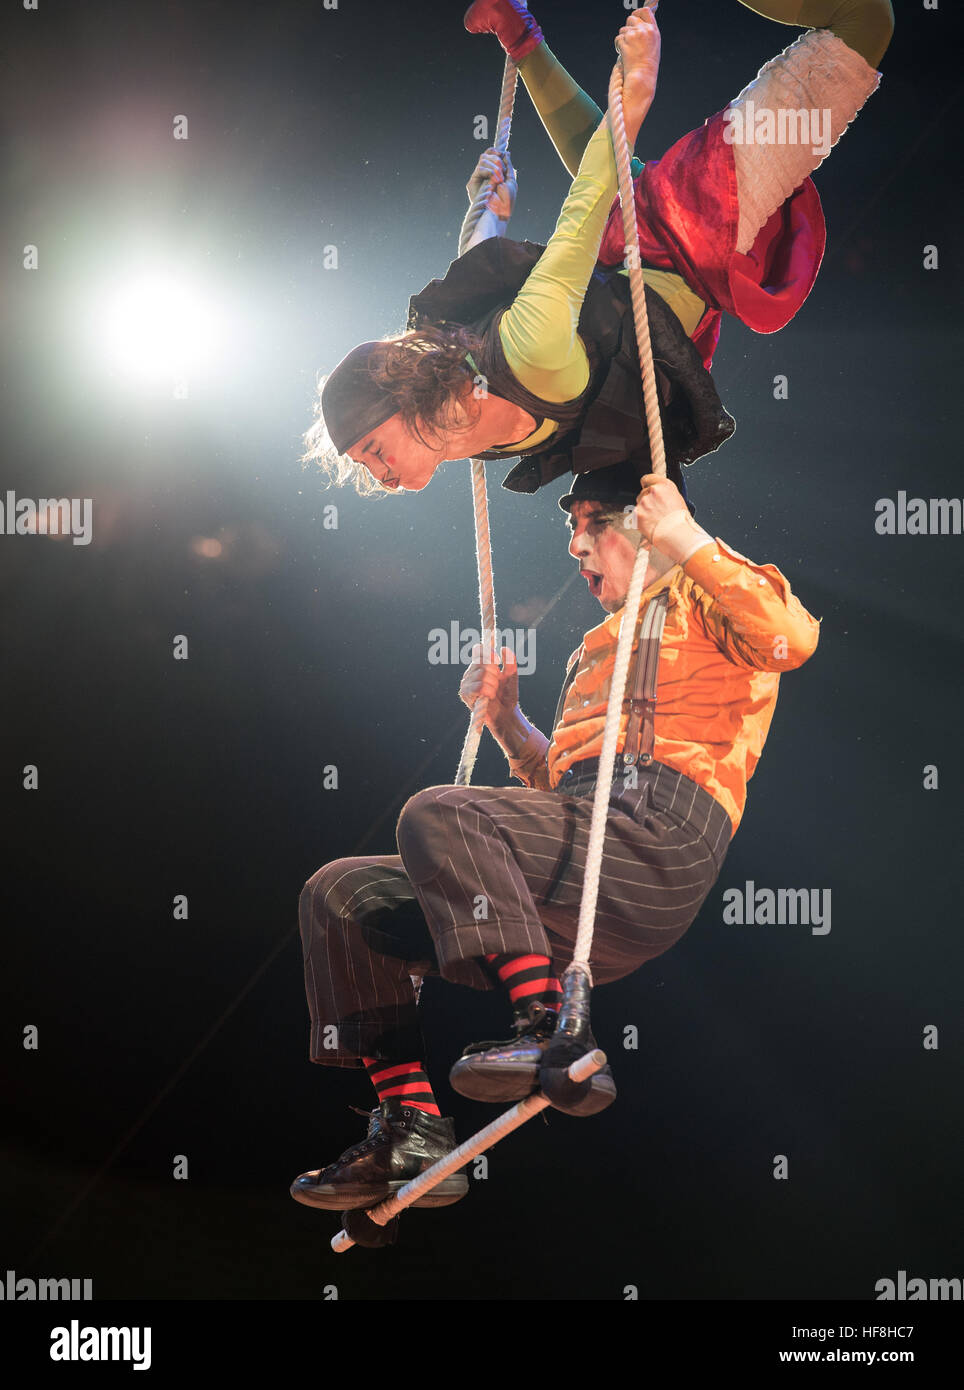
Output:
[302, 0, 894, 503]
[291, 465, 820, 1212]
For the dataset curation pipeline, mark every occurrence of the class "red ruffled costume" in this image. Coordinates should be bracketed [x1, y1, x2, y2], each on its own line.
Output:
[596, 109, 826, 371]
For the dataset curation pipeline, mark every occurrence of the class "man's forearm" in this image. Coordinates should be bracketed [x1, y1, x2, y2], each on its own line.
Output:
[491, 705, 552, 789]
[619, 93, 652, 153]
[683, 537, 821, 670]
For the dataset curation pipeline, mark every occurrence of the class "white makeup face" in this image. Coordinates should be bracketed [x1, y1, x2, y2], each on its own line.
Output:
[566, 501, 641, 612]
[346, 414, 448, 492]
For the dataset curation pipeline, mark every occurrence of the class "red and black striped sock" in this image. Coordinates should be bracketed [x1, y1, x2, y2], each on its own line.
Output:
[363, 1058, 441, 1117]
[484, 952, 562, 1016]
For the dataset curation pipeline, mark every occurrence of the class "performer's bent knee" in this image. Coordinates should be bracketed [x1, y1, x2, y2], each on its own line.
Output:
[298, 857, 377, 962]
[302, 856, 354, 899]
[826, 0, 894, 68]
[395, 787, 451, 884]
[300, 859, 348, 924]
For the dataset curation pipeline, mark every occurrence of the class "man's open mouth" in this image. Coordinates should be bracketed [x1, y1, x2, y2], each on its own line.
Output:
[581, 568, 603, 597]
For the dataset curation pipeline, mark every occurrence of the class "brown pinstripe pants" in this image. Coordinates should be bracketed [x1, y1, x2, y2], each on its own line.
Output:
[298, 760, 732, 1066]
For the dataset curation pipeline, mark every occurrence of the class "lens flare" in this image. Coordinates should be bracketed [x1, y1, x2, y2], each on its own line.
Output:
[95, 270, 224, 387]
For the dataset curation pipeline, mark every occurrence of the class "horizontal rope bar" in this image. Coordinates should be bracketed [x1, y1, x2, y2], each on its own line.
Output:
[331, 1049, 605, 1252]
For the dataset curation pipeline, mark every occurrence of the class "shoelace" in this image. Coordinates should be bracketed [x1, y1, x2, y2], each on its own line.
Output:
[323, 1106, 392, 1168]
[468, 1005, 559, 1054]
[513, 1002, 558, 1038]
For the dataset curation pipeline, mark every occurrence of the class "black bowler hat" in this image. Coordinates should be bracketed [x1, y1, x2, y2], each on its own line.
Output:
[558, 459, 695, 516]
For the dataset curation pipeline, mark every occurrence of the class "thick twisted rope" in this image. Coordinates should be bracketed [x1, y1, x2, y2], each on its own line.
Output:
[455, 55, 518, 787]
[568, 43, 667, 976]
[454, 457, 497, 784]
[458, 57, 519, 258]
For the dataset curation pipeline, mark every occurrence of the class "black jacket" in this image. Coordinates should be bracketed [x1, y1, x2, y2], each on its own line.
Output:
[407, 237, 735, 500]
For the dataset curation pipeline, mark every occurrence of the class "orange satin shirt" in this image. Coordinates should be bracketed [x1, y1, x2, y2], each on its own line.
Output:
[544, 538, 821, 838]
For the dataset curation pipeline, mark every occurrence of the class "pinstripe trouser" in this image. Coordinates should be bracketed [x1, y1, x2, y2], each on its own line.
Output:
[298, 759, 732, 1066]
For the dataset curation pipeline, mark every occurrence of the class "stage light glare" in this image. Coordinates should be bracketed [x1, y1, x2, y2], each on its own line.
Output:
[98, 271, 223, 387]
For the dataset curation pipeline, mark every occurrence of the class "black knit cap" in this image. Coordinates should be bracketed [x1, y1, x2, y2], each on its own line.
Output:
[558, 459, 695, 516]
[320, 342, 398, 454]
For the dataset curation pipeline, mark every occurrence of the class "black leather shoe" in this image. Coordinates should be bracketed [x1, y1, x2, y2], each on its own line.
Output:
[449, 1001, 617, 1108]
[538, 969, 616, 1117]
[290, 1100, 469, 1212]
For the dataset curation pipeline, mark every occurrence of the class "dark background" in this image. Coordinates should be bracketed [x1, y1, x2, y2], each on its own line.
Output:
[2, 0, 962, 1302]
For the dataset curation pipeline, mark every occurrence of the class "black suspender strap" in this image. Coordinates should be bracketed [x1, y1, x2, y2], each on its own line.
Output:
[622, 589, 669, 767]
[551, 654, 581, 734]
[549, 588, 669, 770]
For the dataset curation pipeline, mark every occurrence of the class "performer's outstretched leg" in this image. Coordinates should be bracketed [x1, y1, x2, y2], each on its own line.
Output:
[739, 0, 895, 68]
[467, 1, 893, 188]
[729, 0, 895, 253]
[467, 0, 896, 360]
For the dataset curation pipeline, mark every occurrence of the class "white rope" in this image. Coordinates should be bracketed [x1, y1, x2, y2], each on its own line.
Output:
[331, 1049, 605, 1252]
[455, 55, 518, 787]
[454, 457, 497, 785]
[568, 37, 667, 976]
[458, 57, 519, 258]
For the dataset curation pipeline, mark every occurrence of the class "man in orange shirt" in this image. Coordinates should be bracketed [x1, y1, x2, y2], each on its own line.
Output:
[292, 461, 819, 1214]
[500, 467, 820, 836]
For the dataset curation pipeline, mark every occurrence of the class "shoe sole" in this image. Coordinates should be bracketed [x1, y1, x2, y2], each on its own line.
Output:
[289, 1173, 469, 1212]
[553, 1074, 618, 1117]
[450, 1054, 617, 1109]
[449, 1054, 540, 1103]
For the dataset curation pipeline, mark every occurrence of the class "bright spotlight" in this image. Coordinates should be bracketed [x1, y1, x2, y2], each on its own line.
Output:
[95, 269, 225, 388]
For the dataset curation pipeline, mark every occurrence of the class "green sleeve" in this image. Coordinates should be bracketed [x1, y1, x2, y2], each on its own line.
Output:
[498, 119, 617, 405]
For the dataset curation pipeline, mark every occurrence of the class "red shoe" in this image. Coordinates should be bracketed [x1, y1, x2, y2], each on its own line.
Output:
[463, 0, 544, 63]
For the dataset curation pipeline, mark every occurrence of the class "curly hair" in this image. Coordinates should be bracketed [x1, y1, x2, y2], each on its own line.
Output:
[300, 323, 484, 496]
